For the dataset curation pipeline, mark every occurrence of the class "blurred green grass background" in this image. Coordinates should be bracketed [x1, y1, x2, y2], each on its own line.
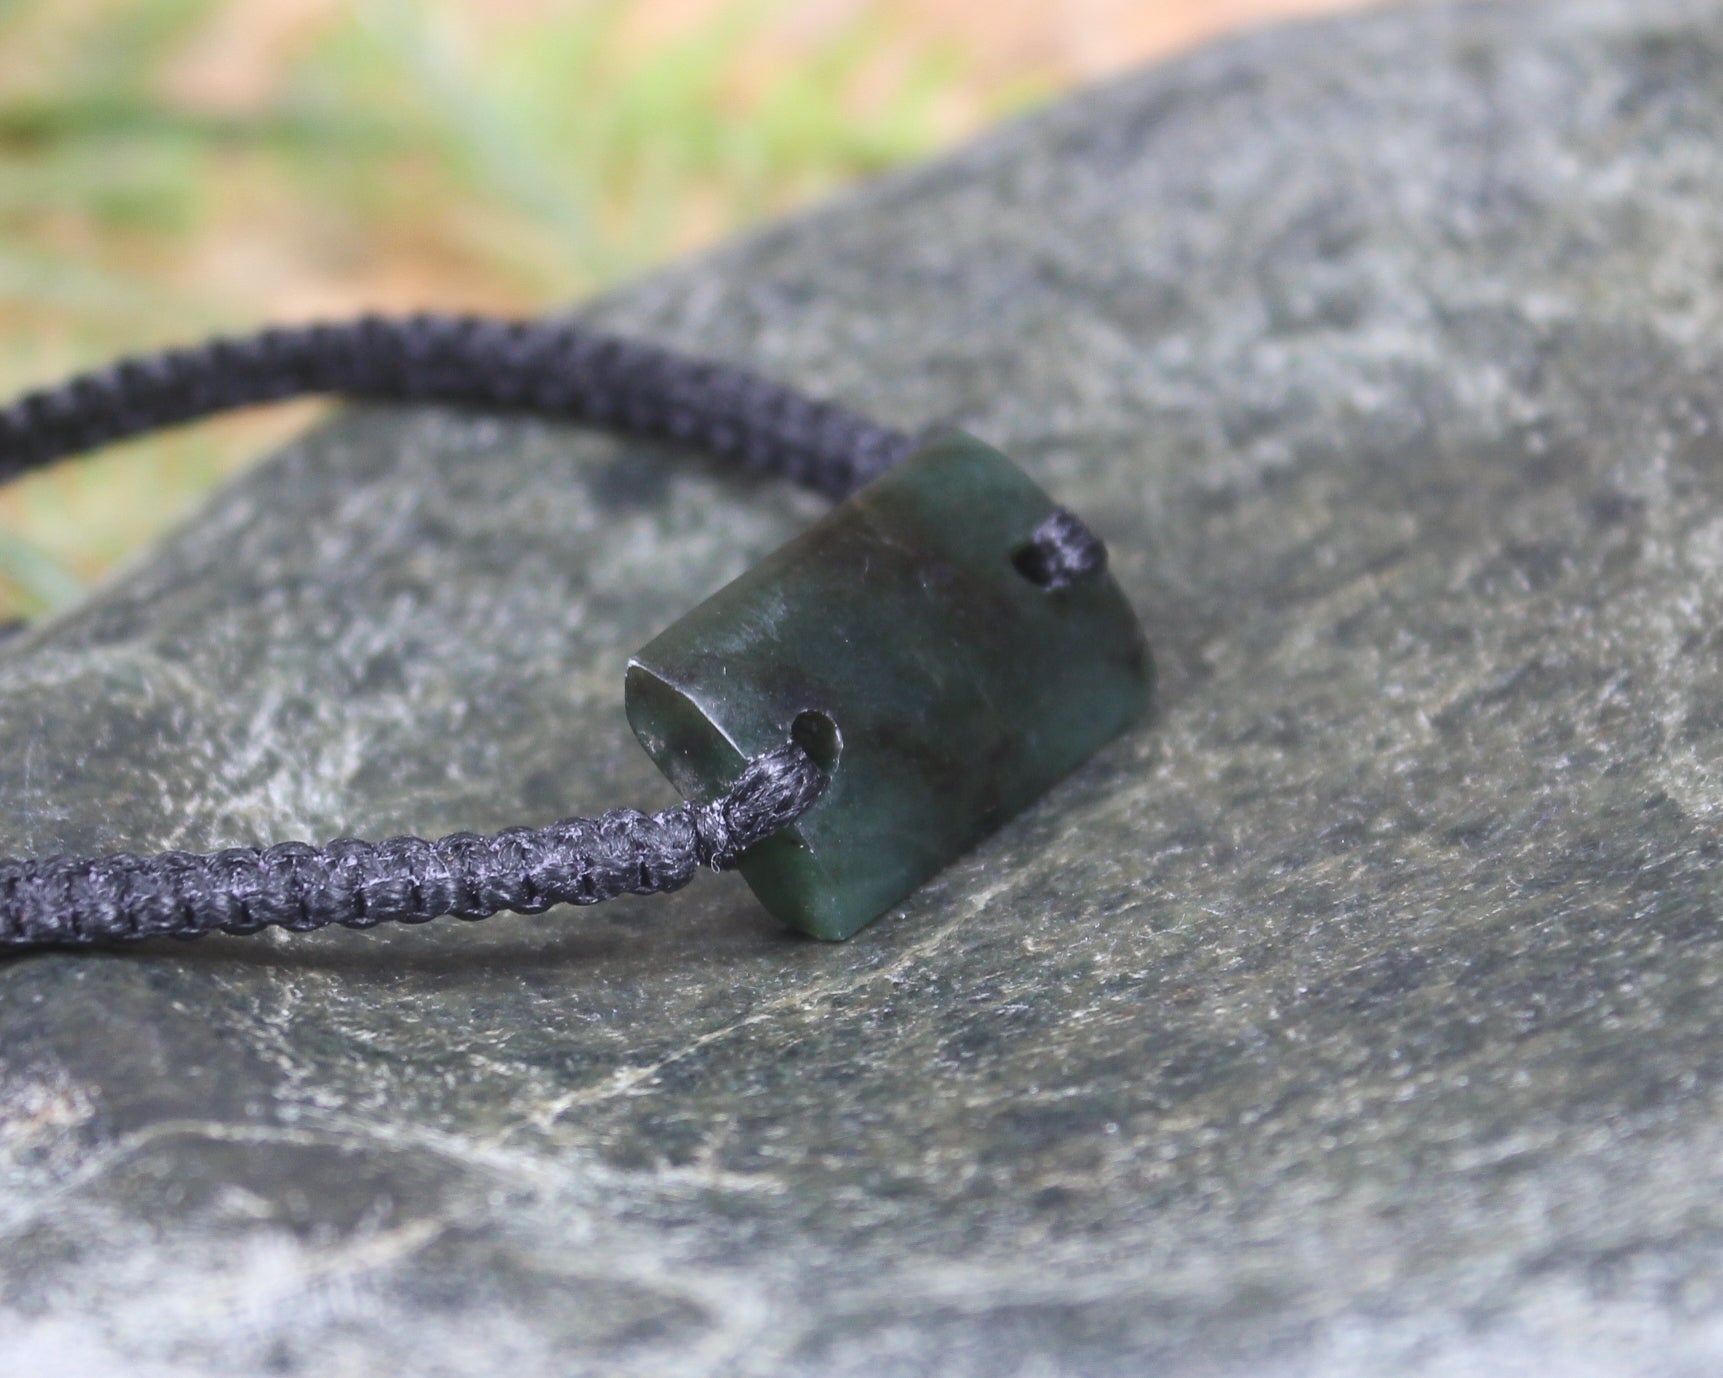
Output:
[0, 0, 1368, 619]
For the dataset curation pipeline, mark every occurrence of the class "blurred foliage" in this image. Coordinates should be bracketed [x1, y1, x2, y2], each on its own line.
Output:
[0, 0, 1045, 617]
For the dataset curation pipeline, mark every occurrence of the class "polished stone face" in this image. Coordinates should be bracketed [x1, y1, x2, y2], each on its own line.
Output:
[6, 0, 1723, 1373]
[627, 433, 1151, 940]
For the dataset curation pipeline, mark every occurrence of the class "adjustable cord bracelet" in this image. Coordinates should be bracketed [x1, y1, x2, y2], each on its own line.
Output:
[0, 314, 1152, 947]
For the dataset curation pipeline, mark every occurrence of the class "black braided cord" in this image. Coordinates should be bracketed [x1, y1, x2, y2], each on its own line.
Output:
[0, 312, 1104, 946]
[0, 742, 826, 945]
[0, 313, 915, 500]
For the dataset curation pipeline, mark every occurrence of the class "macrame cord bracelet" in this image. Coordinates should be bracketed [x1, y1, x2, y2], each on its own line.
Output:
[0, 313, 1143, 947]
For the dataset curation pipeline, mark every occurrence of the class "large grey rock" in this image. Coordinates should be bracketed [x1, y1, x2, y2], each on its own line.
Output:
[4, 0, 1723, 1371]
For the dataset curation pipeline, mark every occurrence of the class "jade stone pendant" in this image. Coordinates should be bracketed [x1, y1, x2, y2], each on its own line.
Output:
[626, 431, 1152, 940]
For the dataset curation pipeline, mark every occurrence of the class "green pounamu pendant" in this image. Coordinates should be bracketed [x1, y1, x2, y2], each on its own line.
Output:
[626, 431, 1151, 940]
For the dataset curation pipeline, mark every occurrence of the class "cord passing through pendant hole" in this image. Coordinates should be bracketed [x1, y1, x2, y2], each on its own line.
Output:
[1010, 508, 1108, 591]
[791, 710, 843, 775]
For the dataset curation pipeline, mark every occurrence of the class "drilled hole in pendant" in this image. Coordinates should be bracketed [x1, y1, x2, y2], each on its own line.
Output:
[1011, 509, 1108, 590]
[791, 710, 843, 775]
[1011, 540, 1060, 588]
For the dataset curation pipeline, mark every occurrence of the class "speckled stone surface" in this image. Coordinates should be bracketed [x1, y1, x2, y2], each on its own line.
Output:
[6, 0, 1723, 1372]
